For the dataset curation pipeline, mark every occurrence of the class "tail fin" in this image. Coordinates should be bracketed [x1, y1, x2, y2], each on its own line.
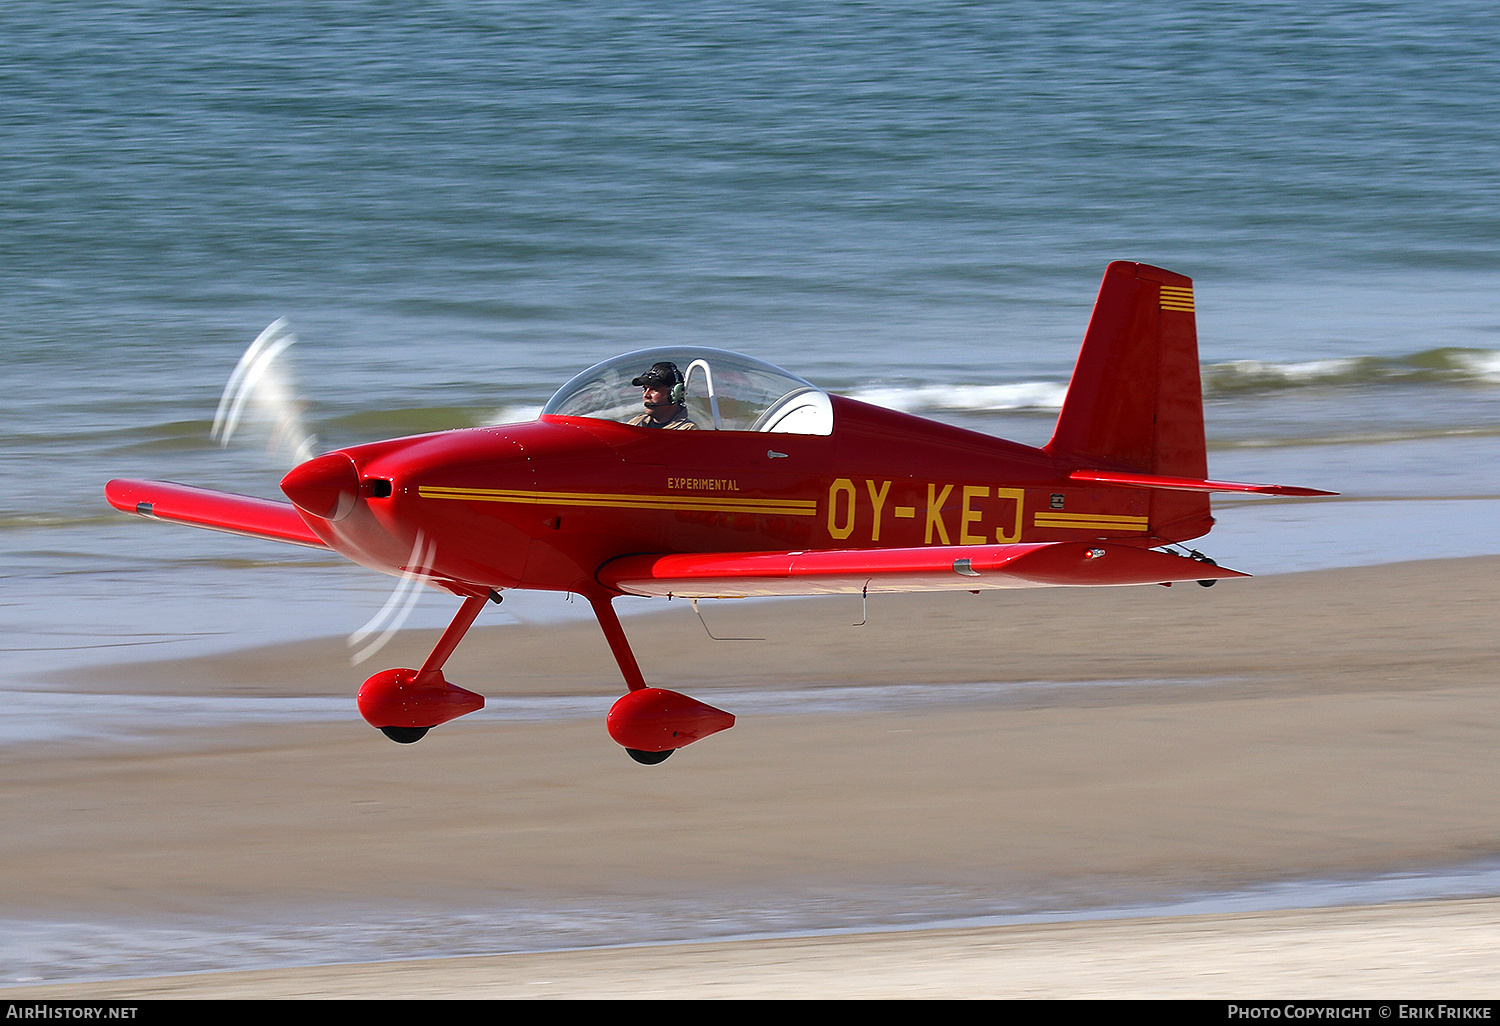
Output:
[1046, 262, 1211, 542]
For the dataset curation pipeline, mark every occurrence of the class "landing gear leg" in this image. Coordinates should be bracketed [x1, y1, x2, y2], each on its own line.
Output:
[358, 591, 494, 742]
[587, 592, 734, 764]
[588, 593, 647, 691]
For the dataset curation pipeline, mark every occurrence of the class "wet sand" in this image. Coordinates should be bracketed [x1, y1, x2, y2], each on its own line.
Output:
[4, 556, 1500, 997]
[10, 899, 1500, 999]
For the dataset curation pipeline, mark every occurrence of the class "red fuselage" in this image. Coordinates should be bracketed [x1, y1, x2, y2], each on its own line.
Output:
[284, 396, 1210, 599]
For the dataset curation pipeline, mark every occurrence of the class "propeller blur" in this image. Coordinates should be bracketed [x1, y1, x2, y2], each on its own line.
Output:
[211, 317, 318, 466]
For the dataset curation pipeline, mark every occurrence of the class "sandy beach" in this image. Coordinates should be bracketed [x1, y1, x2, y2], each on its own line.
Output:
[4, 556, 1500, 998]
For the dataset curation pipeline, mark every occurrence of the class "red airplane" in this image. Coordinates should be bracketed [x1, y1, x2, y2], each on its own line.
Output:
[106, 261, 1333, 763]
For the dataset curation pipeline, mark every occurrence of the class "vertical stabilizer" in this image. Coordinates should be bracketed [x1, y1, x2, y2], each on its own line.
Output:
[1046, 262, 1211, 542]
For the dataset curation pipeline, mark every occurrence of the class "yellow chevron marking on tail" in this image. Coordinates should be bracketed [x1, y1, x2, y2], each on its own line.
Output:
[1159, 285, 1195, 312]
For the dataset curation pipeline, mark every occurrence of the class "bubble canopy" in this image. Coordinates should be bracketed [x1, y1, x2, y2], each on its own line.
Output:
[541, 347, 834, 435]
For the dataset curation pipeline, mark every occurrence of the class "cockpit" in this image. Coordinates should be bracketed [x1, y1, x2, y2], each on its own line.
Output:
[541, 347, 834, 435]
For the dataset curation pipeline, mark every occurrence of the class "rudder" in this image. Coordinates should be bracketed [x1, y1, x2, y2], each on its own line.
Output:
[1045, 262, 1211, 542]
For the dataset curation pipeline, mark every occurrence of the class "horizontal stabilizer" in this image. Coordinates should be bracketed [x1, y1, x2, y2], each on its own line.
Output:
[598, 541, 1246, 599]
[1069, 469, 1337, 497]
[105, 479, 327, 548]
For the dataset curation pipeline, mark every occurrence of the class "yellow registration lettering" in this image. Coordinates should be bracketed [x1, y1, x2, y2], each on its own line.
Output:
[828, 478, 857, 540]
[925, 483, 954, 544]
[865, 479, 891, 541]
[960, 486, 989, 545]
[993, 487, 1025, 543]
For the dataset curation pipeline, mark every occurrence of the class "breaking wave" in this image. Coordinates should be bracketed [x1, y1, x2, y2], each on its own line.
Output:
[846, 347, 1500, 417]
[1201, 347, 1500, 394]
[45, 348, 1498, 460]
[847, 382, 1068, 414]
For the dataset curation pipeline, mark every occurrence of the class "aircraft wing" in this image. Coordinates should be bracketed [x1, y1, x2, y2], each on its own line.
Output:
[105, 479, 327, 549]
[598, 541, 1246, 598]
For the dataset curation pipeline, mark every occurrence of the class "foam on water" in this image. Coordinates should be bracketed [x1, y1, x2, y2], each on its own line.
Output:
[7, 862, 1500, 986]
[0, 677, 1218, 748]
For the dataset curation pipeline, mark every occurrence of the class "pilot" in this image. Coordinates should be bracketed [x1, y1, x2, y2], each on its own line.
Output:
[627, 362, 698, 430]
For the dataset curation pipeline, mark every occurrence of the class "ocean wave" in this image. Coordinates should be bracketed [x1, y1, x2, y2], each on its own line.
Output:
[482, 404, 546, 426]
[847, 382, 1069, 413]
[1201, 347, 1500, 394]
[41, 347, 1500, 456]
[842, 347, 1500, 417]
[0, 511, 127, 532]
[320, 406, 498, 436]
[1209, 424, 1500, 450]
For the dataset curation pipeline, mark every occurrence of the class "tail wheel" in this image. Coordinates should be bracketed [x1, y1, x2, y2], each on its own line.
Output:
[380, 725, 430, 744]
[626, 748, 673, 765]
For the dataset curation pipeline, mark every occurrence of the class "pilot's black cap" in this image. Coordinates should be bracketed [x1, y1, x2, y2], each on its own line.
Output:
[631, 362, 681, 388]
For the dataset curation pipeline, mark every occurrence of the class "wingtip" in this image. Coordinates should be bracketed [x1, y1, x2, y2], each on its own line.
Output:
[1258, 485, 1340, 497]
[104, 478, 144, 513]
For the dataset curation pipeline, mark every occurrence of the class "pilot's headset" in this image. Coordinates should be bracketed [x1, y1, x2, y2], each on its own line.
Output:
[632, 362, 686, 406]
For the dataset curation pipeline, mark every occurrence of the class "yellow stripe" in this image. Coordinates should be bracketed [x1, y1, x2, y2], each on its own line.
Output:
[422, 487, 816, 512]
[1034, 512, 1149, 530]
[1159, 285, 1195, 312]
[1035, 511, 1149, 524]
[419, 485, 818, 516]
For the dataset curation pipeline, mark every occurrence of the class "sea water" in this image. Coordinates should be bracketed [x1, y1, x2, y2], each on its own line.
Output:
[5, 2, 1499, 677]
[2, 1, 1499, 978]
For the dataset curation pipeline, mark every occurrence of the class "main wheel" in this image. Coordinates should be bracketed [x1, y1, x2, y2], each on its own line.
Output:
[626, 747, 673, 765]
[380, 725, 430, 744]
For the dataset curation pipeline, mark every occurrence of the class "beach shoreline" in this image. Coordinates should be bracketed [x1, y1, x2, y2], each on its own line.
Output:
[7, 898, 1500, 999]
[4, 557, 1499, 997]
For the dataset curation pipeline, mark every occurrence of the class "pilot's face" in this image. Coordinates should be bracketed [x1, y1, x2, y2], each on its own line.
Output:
[642, 384, 673, 408]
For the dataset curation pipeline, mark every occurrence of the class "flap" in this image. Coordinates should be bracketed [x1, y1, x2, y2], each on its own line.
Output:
[598, 541, 1245, 598]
